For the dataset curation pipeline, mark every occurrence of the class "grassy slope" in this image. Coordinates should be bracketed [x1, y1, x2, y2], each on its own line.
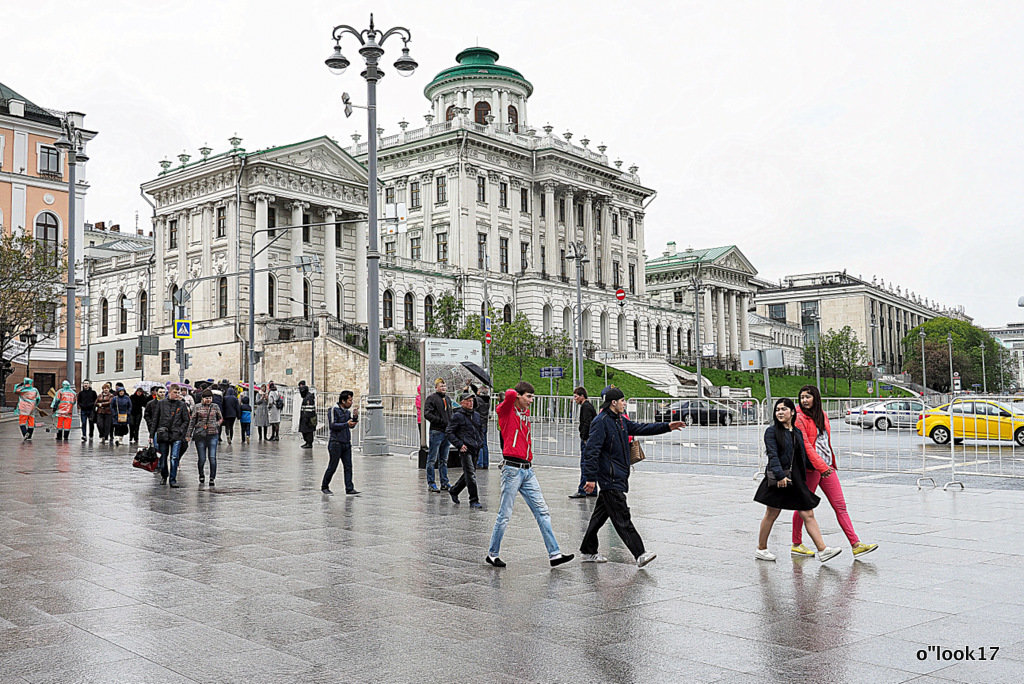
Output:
[676, 366, 913, 400]
[491, 356, 669, 397]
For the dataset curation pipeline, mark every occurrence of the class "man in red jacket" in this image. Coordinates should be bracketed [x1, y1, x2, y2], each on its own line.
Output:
[485, 382, 574, 569]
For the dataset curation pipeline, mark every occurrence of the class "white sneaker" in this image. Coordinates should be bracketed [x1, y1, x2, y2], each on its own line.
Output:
[817, 547, 842, 563]
[580, 553, 608, 563]
[755, 548, 777, 561]
[636, 552, 657, 568]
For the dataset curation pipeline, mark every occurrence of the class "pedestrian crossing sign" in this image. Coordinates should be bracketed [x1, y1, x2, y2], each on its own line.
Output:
[173, 320, 192, 339]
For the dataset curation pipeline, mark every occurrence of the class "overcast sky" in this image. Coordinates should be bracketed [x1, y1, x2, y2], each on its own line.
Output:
[5, 1, 1022, 328]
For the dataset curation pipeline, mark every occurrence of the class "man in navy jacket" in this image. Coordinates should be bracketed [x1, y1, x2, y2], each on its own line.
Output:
[580, 388, 684, 568]
[322, 390, 359, 495]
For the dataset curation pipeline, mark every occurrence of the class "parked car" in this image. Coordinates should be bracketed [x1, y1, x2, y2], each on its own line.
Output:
[917, 399, 1024, 446]
[859, 399, 927, 430]
[845, 401, 882, 427]
[654, 399, 737, 426]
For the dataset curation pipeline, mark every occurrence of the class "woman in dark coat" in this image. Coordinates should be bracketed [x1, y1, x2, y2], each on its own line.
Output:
[754, 398, 840, 563]
[111, 386, 133, 445]
[221, 386, 240, 444]
[298, 383, 317, 448]
[129, 387, 149, 444]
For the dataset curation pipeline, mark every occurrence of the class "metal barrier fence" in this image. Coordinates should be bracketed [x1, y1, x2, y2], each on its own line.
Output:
[318, 392, 1024, 486]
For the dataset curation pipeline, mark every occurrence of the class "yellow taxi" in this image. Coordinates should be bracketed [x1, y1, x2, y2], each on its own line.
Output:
[917, 399, 1024, 446]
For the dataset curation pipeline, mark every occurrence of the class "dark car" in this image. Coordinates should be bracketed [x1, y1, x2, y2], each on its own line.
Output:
[654, 399, 737, 426]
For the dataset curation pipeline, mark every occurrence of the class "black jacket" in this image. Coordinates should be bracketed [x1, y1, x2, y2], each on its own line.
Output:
[578, 400, 597, 441]
[222, 393, 240, 419]
[78, 388, 97, 412]
[473, 393, 491, 428]
[583, 409, 671, 493]
[151, 398, 190, 442]
[423, 392, 452, 433]
[329, 405, 353, 444]
[446, 406, 483, 452]
[130, 392, 149, 418]
[144, 397, 160, 432]
[298, 391, 317, 433]
[764, 425, 808, 481]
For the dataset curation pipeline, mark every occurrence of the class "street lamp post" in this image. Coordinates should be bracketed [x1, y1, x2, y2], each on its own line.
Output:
[814, 313, 822, 391]
[53, 115, 89, 387]
[979, 342, 987, 394]
[870, 312, 879, 373]
[919, 330, 927, 395]
[326, 14, 417, 455]
[947, 332, 954, 394]
[690, 275, 704, 398]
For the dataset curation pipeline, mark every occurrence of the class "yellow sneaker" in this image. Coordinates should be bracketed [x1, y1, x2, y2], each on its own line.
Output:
[790, 544, 815, 557]
[852, 542, 878, 557]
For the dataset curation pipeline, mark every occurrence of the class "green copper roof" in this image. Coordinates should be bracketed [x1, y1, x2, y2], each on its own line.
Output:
[0, 81, 61, 125]
[424, 47, 533, 98]
[646, 245, 736, 269]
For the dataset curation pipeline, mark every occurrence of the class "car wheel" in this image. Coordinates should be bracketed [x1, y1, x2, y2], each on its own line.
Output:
[720, 413, 733, 427]
[684, 414, 694, 427]
[1015, 428, 1024, 447]
[930, 425, 950, 445]
[876, 418, 890, 431]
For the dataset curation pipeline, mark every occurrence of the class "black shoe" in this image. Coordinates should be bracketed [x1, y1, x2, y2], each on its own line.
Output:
[209, 480, 215, 488]
[81, 436, 87, 441]
[322, 488, 334, 495]
[56, 435, 62, 441]
[300, 444, 313, 449]
[470, 502, 483, 509]
[486, 556, 506, 568]
[440, 484, 450, 491]
[161, 477, 168, 485]
[568, 492, 588, 499]
[346, 490, 360, 495]
[199, 476, 205, 484]
[169, 482, 181, 488]
[449, 491, 460, 504]
[550, 553, 575, 567]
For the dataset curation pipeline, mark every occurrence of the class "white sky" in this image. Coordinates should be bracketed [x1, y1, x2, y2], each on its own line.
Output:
[5, 1, 1022, 327]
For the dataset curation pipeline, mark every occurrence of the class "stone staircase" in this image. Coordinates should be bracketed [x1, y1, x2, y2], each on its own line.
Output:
[603, 354, 709, 396]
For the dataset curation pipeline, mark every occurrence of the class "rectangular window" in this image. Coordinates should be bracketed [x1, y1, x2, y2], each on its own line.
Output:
[613, 260, 620, 288]
[540, 197, 546, 218]
[161, 351, 170, 375]
[410, 181, 421, 208]
[168, 220, 178, 249]
[560, 249, 566, 278]
[115, 349, 124, 373]
[595, 257, 602, 283]
[411, 237, 421, 260]
[335, 222, 342, 248]
[302, 213, 311, 243]
[559, 199, 566, 223]
[385, 187, 396, 205]
[436, 233, 448, 263]
[540, 245, 546, 274]
[674, 291, 684, 304]
[477, 176, 487, 203]
[520, 241, 529, 272]
[612, 214, 619, 236]
[520, 188, 529, 213]
[267, 207, 276, 238]
[135, 346, 142, 370]
[477, 233, 487, 269]
[576, 204, 584, 227]
[385, 241, 395, 256]
[436, 175, 447, 203]
[499, 182, 508, 208]
[628, 217, 635, 240]
[38, 145, 60, 175]
[768, 304, 787, 323]
[801, 301, 820, 341]
[216, 207, 226, 238]
[499, 237, 509, 274]
[629, 263, 636, 292]
[595, 212, 602, 232]
[96, 351, 105, 374]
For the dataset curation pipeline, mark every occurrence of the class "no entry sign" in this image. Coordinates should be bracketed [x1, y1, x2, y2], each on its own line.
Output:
[615, 289, 626, 301]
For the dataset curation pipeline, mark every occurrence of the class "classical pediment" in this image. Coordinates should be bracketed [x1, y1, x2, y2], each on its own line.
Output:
[714, 248, 757, 277]
[258, 137, 368, 185]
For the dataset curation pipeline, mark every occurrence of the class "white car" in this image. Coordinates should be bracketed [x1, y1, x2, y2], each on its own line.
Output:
[860, 399, 927, 430]
[845, 402, 882, 427]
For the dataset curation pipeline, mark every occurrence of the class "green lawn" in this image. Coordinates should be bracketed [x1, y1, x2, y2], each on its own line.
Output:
[491, 356, 669, 397]
[675, 366, 912, 400]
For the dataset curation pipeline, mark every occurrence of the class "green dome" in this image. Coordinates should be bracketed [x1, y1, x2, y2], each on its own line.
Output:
[424, 47, 533, 99]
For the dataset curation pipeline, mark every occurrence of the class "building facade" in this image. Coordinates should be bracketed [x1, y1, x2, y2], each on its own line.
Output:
[985, 322, 1024, 391]
[755, 271, 970, 374]
[1, 82, 95, 399]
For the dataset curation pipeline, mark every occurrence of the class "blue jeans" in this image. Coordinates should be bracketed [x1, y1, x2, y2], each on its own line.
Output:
[476, 427, 490, 468]
[488, 465, 561, 558]
[195, 435, 219, 481]
[158, 440, 183, 483]
[426, 430, 450, 488]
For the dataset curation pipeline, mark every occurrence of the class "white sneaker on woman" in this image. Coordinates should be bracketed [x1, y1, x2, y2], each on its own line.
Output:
[817, 547, 842, 563]
[754, 548, 776, 561]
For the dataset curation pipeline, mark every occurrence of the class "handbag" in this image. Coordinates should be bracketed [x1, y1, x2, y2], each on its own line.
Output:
[765, 468, 792, 487]
[629, 439, 646, 465]
[117, 412, 128, 424]
[275, 396, 284, 410]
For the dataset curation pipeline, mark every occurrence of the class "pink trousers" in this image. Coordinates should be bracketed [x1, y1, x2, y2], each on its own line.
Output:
[792, 469, 860, 546]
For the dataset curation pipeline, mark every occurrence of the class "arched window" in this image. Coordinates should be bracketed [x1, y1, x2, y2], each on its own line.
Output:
[503, 304, 512, 324]
[267, 275, 276, 317]
[138, 291, 148, 331]
[303, 279, 311, 320]
[424, 295, 434, 330]
[218, 277, 228, 318]
[445, 105, 457, 122]
[563, 307, 572, 334]
[474, 101, 491, 125]
[404, 293, 414, 330]
[100, 298, 109, 337]
[543, 304, 552, 334]
[336, 283, 343, 319]
[118, 295, 128, 335]
[655, 325, 661, 352]
[34, 212, 60, 266]
[507, 105, 519, 133]
[168, 285, 178, 324]
[383, 290, 394, 328]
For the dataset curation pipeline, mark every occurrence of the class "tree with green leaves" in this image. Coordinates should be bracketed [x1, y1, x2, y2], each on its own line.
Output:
[426, 291, 462, 338]
[493, 312, 536, 380]
[902, 317, 1011, 393]
[0, 233, 68, 406]
[823, 326, 868, 395]
[539, 330, 572, 393]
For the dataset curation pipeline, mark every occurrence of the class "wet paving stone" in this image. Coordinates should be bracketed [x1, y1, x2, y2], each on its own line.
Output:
[0, 421, 1022, 682]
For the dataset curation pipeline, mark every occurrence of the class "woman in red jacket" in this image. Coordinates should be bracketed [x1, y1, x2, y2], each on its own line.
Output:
[791, 385, 878, 558]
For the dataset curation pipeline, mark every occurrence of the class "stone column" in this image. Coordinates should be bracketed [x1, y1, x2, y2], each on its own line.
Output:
[420, 171, 433, 264]
[599, 200, 612, 286]
[582, 192, 594, 282]
[728, 290, 739, 359]
[461, 165, 477, 269]
[543, 182, 557, 275]
[740, 293, 751, 350]
[355, 214, 367, 325]
[249, 194, 273, 317]
[618, 209, 630, 274]
[154, 215, 166, 325]
[562, 188, 575, 281]
[635, 212, 646, 296]
[290, 201, 308, 317]
[715, 287, 726, 361]
[199, 204, 214, 319]
[510, 177, 522, 274]
[702, 286, 713, 353]
[324, 208, 337, 318]
[491, 89, 500, 123]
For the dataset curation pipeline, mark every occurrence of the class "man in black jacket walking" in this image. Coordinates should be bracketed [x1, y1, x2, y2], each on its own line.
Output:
[322, 390, 359, 495]
[151, 385, 191, 488]
[78, 381, 97, 441]
[446, 390, 484, 508]
[423, 378, 452, 492]
[580, 388, 684, 567]
[569, 386, 598, 499]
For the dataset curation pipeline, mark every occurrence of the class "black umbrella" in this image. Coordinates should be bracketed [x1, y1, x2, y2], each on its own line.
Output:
[460, 361, 491, 388]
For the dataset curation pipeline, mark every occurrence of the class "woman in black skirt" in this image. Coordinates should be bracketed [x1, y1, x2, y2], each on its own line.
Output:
[754, 398, 841, 563]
